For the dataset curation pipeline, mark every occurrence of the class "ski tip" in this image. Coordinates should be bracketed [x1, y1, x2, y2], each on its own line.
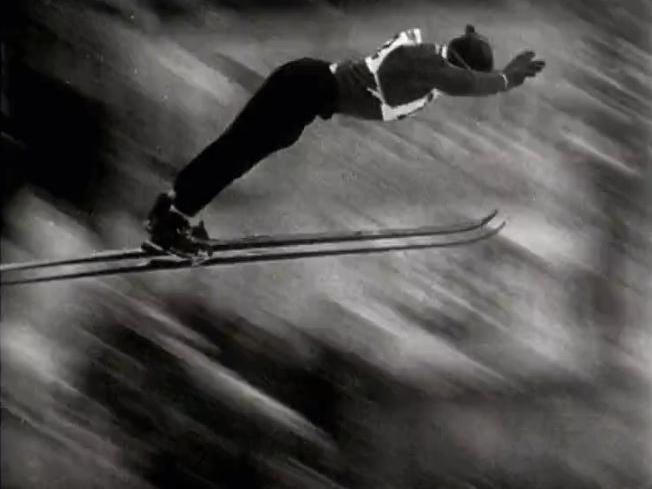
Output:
[480, 209, 499, 225]
[487, 220, 507, 237]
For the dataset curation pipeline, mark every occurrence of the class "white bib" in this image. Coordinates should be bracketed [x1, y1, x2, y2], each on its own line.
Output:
[364, 28, 442, 121]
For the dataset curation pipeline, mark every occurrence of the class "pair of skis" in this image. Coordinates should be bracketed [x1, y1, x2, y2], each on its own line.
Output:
[0, 210, 504, 286]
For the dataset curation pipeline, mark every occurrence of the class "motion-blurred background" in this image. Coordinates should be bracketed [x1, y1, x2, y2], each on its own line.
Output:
[1, 0, 651, 487]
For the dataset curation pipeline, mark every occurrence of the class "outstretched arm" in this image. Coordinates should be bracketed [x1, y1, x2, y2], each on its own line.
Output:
[422, 48, 546, 96]
[426, 61, 507, 96]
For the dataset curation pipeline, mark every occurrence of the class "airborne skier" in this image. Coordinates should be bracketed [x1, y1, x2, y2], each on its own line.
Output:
[145, 25, 545, 256]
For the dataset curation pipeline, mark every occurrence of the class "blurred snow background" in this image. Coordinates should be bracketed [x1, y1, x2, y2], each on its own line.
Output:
[1, 0, 651, 487]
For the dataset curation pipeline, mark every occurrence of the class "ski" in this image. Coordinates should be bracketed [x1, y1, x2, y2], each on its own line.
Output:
[1, 220, 505, 286]
[0, 210, 498, 273]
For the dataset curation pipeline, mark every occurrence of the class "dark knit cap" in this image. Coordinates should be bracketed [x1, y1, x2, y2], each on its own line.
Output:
[447, 25, 494, 72]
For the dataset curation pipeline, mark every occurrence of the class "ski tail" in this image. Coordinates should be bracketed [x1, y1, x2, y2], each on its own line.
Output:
[0, 248, 147, 273]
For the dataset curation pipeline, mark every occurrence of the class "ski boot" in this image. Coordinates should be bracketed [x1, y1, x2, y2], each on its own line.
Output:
[143, 193, 212, 261]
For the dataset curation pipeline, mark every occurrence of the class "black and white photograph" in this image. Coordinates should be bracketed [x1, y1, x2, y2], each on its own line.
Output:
[1, 0, 650, 487]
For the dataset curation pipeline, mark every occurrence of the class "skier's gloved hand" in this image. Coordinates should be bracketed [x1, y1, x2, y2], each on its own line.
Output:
[502, 50, 545, 89]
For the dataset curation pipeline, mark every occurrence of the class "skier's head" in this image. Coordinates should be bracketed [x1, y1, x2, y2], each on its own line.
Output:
[446, 25, 494, 72]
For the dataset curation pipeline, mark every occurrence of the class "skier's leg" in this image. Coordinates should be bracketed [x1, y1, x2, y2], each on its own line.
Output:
[170, 58, 338, 217]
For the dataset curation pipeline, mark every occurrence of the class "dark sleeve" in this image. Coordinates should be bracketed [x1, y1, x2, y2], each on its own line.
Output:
[419, 44, 507, 96]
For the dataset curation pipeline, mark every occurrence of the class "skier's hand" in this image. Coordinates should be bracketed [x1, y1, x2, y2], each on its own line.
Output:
[502, 51, 545, 89]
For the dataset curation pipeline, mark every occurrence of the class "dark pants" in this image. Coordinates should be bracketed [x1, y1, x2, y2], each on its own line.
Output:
[172, 58, 338, 216]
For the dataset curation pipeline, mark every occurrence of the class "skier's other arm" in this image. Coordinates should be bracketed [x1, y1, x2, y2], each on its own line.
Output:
[426, 50, 546, 96]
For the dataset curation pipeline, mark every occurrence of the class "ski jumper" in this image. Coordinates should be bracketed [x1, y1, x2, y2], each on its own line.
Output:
[171, 28, 507, 216]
